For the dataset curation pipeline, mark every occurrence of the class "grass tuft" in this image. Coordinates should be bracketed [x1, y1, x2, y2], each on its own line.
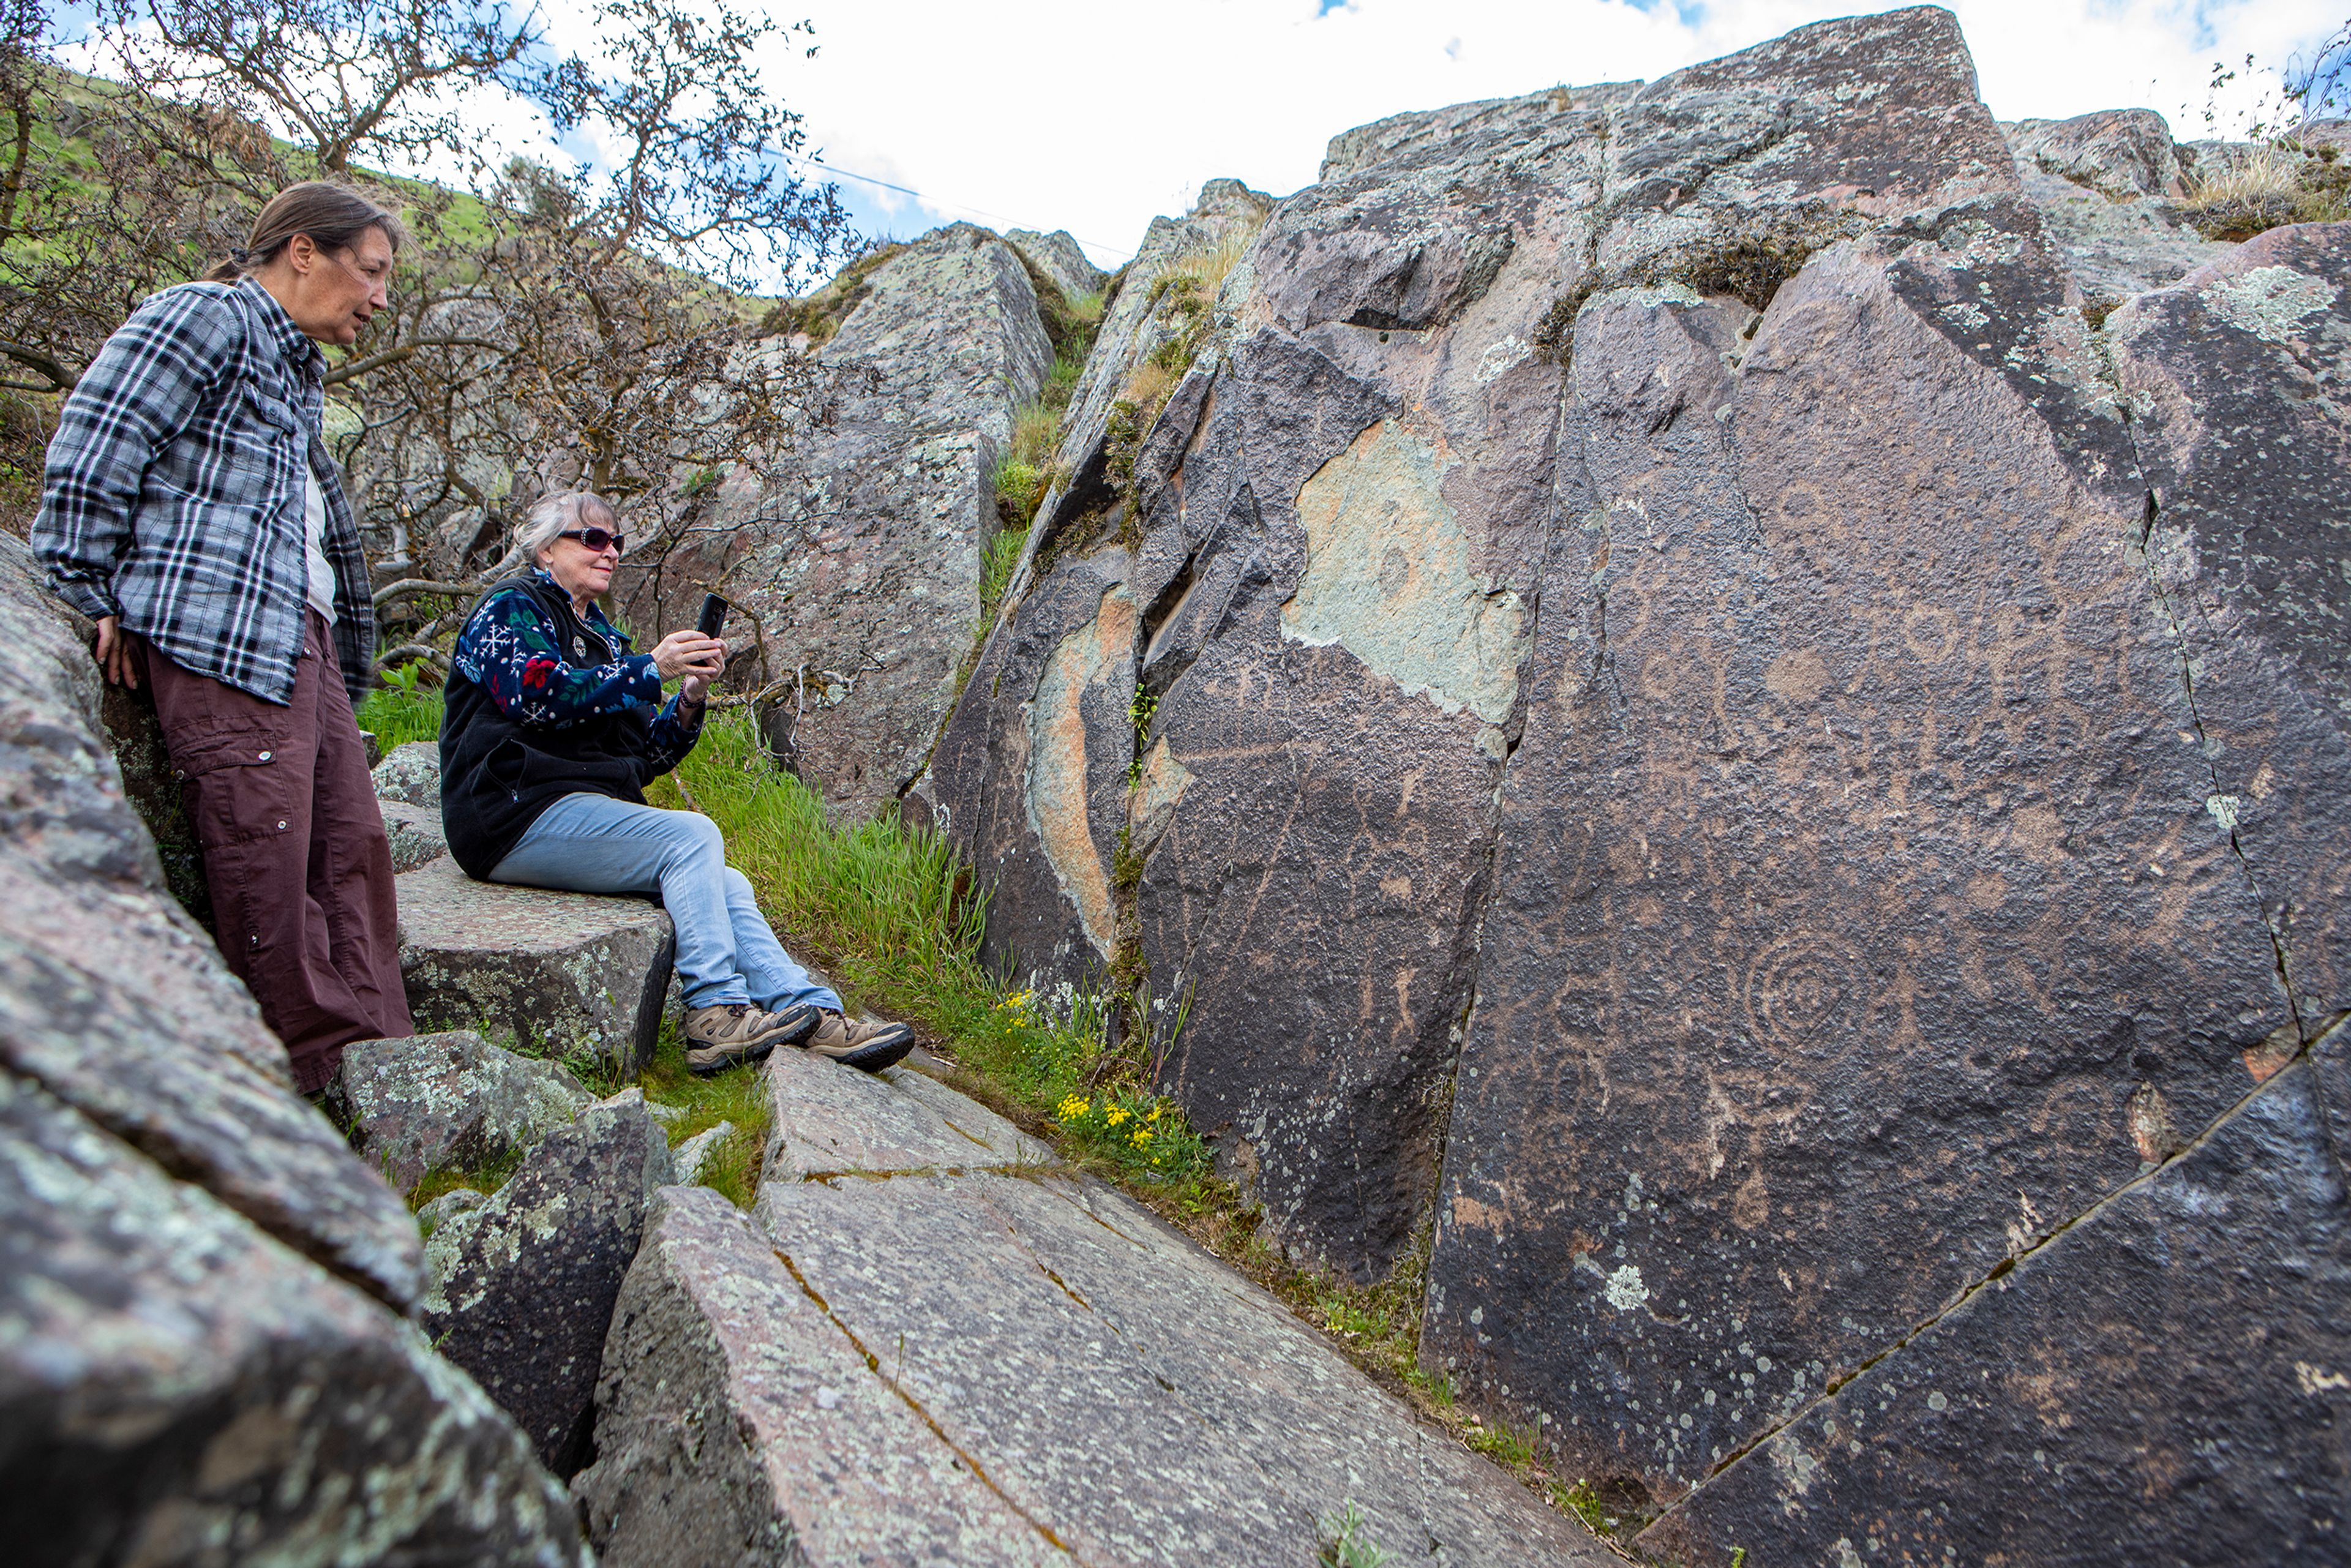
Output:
[2180, 142, 2351, 239]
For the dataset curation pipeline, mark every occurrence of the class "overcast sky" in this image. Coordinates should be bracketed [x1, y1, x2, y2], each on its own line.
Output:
[767, 0, 2334, 272]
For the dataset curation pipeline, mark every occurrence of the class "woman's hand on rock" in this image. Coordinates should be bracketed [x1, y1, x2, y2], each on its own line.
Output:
[94, 615, 137, 688]
[653, 630, 724, 683]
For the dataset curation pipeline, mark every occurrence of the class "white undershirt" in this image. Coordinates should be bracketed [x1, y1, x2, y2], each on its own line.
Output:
[302, 464, 337, 625]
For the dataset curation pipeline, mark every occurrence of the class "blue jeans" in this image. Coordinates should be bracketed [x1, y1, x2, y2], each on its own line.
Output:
[489, 792, 841, 1015]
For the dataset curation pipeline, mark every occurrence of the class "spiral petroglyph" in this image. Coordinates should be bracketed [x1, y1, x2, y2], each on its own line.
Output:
[1743, 931, 1865, 1052]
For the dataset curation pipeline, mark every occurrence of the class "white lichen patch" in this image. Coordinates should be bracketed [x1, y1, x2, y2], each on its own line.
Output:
[1603, 1263, 1649, 1311]
[2203, 266, 2336, 345]
[1474, 334, 1532, 383]
[1283, 419, 1527, 726]
[2206, 793, 2241, 831]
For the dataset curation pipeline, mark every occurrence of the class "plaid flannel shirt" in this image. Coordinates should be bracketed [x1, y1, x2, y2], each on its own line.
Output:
[33, 277, 376, 703]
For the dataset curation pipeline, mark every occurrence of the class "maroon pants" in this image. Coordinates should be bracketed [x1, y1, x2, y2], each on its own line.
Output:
[141, 613, 411, 1092]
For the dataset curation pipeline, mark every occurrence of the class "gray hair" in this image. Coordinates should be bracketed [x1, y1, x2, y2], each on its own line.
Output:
[516, 490, 621, 563]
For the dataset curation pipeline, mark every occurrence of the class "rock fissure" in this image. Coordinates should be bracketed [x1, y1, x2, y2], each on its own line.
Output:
[767, 1242, 1083, 1561]
[2132, 475, 2313, 1046]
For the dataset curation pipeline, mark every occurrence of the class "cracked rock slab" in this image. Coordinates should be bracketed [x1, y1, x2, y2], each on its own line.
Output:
[762, 1037, 1055, 1179]
[333, 1029, 593, 1195]
[397, 853, 674, 1073]
[1640, 1021, 2351, 1567]
[751, 1167, 1612, 1566]
[0, 1069, 585, 1567]
[575, 1184, 1067, 1567]
[422, 1089, 675, 1476]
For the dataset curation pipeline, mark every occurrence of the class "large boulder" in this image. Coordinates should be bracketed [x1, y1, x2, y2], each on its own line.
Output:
[931, 83, 1604, 1272]
[1007, 226, 1108, 300]
[923, 7, 2345, 1562]
[625, 222, 1056, 821]
[422, 1089, 675, 1476]
[333, 1028, 594, 1195]
[0, 1071, 587, 1566]
[0, 533, 581, 1558]
[1424, 4, 2309, 1523]
[396, 853, 675, 1075]
[0, 533, 422, 1307]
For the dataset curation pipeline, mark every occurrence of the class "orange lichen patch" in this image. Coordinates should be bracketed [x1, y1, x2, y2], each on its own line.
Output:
[1024, 586, 1139, 954]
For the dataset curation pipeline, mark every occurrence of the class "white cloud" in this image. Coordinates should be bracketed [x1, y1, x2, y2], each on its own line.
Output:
[762, 0, 2333, 269]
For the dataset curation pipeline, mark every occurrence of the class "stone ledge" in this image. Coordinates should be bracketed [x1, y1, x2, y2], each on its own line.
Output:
[396, 855, 673, 1075]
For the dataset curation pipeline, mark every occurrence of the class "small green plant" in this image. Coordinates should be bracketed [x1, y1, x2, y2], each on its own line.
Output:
[356, 661, 446, 748]
[1465, 1414, 1540, 1469]
[1316, 1501, 1396, 1568]
[407, 1144, 525, 1213]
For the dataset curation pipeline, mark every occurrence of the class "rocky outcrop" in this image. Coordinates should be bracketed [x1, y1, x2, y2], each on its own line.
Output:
[625, 222, 1056, 821]
[923, 7, 2344, 1561]
[0, 1072, 587, 1567]
[334, 1028, 594, 1195]
[2004, 110, 2233, 303]
[1007, 227, 1108, 300]
[0, 533, 583, 1559]
[579, 1051, 1607, 1566]
[422, 1088, 675, 1476]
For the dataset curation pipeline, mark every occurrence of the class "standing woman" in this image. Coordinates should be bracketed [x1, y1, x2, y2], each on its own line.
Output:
[34, 182, 413, 1092]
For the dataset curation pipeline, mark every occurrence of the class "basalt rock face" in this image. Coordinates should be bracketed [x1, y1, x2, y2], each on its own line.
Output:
[928, 6, 2346, 1560]
[626, 222, 1054, 822]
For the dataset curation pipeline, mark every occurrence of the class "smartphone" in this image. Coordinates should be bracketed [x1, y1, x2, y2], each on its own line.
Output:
[696, 593, 729, 640]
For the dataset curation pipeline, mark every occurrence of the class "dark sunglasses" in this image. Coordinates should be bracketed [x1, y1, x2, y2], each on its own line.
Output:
[558, 527, 626, 555]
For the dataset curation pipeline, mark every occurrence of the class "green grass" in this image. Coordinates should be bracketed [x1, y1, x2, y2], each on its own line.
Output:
[355, 681, 446, 749]
[643, 711, 1211, 1185]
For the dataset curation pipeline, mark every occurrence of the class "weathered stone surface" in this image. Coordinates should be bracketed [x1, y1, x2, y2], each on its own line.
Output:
[422, 1088, 674, 1476]
[380, 795, 448, 871]
[0, 532, 423, 1308]
[1007, 226, 1108, 300]
[0, 1068, 585, 1566]
[933, 80, 1610, 1272]
[1425, 6, 2303, 1514]
[669, 1117, 732, 1185]
[334, 1028, 593, 1194]
[626, 222, 1054, 821]
[370, 738, 441, 807]
[1638, 1021, 2351, 1566]
[751, 1165, 1611, 1566]
[762, 1037, 1053, 1179]
[2110, 224, 2351, 1039]
[397, 852, 675, 1073]
[2004, 110, 2233, 302]
[577, 1184, 1066, 1567]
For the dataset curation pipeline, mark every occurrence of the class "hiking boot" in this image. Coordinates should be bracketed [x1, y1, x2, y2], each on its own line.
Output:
[684, 1002, 818, 1076]
[801, 1009, 915, 1073]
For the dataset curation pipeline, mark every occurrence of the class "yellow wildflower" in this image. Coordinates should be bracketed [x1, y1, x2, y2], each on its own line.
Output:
[1056, 1095, 1090, 1122]
[1105, 1107, 1130, 1127]
[1131, 1126, 1152, 1146]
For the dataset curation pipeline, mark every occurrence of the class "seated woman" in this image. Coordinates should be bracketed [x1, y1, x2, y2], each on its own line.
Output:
[437, 490, 913, 1076]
